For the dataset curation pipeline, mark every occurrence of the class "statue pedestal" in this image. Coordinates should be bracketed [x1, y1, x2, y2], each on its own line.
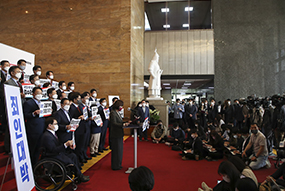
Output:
[147, 100, 168, 128]
[147, 89, 162, 100]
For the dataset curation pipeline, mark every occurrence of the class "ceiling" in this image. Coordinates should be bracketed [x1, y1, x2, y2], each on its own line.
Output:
[145, 0, 212, 31]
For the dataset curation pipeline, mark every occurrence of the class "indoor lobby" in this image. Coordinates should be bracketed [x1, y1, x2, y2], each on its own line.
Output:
[0, 0, 285, 190]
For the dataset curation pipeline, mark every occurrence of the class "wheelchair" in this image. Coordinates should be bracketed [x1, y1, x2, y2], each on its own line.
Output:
[33, 150, 79, 191]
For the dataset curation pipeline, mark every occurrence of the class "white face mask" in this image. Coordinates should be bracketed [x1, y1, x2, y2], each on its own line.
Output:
[35, 94, 42, 101]
[146, 103, 149, 107]
[211, 102, 215, 106]
[36, 71, 41, 76]
[233, 135, 238, 139]
[228, 101, 231, 105]
[85, 99, 89, 106]
[191, 134, 196, 139]
[19, 65, 26, 70]
[53, 124, 59, 132]
[70, 86, 75, 90]
[189, 101, 193, 105]
[102, 102, 107, 106]
[49, 75, 54, 79]
[93, 93, 97, 98]
[15, 72, 22, 79]
[52, 94, 58, 99]
[223, 175, 230, 183]
[139, 104, 142, 107]
[4, 66, 9, 72]
[62, 86, 66, 90]
[142, 103, 146, 107]
[202, 103, 204, 106]
[63, 105, 70, 111]
[35, 80, 40, 86]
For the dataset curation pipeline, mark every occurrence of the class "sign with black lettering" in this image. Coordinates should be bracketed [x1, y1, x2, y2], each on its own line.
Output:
[22, 83, 35, 98]
[39, 101, 52, 117]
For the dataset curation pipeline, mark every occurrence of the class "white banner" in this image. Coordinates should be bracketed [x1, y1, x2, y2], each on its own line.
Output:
[41, 87, 48, 100]
[119, 108, 124, 118]
[91, 107, 98, 118]
[22, 83, 35, 98]
[39, 79, 50, 87]
[104, 108, 110, 120]
[94, 115, 103, 126]
[52, 81, 59, 90]
[4, 84, 35, 191]
[54, 99, 61, 111]
[39, 101, 52, 118]
[142, 117, 149, 132]
[70, 118, 80, 132]
[108, 95, 119, 107]
[82, 106, 88, 120]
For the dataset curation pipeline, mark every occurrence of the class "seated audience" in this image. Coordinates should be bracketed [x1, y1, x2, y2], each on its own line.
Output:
[29, 74, 41, 87]
[33, 65, 42, 76]
[165, 123, 185, 146]
[128, 166, 154, 191]
[261, 162, 285, 187]
[151, 120, 167, 143]
[181, 129, 203, 160]
[204, 131, 224, 161]
[235, 177, 258, 191]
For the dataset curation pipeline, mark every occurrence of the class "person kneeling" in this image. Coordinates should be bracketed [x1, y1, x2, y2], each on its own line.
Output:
[181, 129, 203, 160]
[42, 117, 90, 183]
[151, 120, 167, 143]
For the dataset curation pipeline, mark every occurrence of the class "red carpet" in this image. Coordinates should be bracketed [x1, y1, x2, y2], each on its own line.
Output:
[63, 137, 277, 191]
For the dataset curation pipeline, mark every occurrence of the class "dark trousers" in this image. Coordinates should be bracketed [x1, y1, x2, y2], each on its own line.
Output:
[187, 117, 195, 129]
[83, 127, 91, 158]
[75, 132, 85, 161]
[213, 180, 231, 191]
[138, 128, 148, 140]
[175, 118, 184, 129]
[99, 121, 108, 150]
[110, 137, 123, 170]
[55, 152, 82, 178]
[27, 133, 42, 166]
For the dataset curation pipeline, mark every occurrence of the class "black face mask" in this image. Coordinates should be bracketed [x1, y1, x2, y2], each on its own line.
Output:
[158, 124, 162, 127]
[251, 129, 258, 134]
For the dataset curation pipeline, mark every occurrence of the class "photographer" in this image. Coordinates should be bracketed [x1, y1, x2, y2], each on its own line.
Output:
[151, 120, 167, 143]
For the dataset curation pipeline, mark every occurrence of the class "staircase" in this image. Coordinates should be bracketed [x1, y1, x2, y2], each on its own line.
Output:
[0, 135, 17, 191]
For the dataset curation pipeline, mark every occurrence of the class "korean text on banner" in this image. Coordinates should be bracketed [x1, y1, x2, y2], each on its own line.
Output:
[91, 107, 98, 118]
[39, 101, 52, 118]
[54, 99, 61, 111]
[104, 108, 110, 120]
[4, 84, 35, 191]
[70, 118, 80, 132]
[52, 81, 59, 90]
[22, 83, 35, 98]
[83, 107, 88, 120]
[94, 115, 103, 126]
[142, 117, 149, 132]
[41, 87, 48, 100]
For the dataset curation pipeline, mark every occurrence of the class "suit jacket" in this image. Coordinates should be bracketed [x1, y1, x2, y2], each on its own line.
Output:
[54, 108, 72, 143]
[137, 106, 150, 123]
[48, 98, 57, 116]
[192, 137, 203, 156]
[98, 105, 108, 122]
[23, 99, 45, 135]
[208, 105, 218, 123]
[77, 103, 91, 134]
[56, 89, 64, 97]
[109, 110, 124, 139]
[1, 70, 7, 84]
[172, 104, 184, 119]
[185, 104, 198, 120]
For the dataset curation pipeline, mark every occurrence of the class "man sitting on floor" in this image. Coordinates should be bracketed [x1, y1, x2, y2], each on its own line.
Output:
[165, 123, 185, 146]
[181, 129, 203, 160]
[41, 117, 90, 183]
[151, 120, 168, 143]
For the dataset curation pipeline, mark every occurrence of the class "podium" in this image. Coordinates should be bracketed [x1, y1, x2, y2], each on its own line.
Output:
[124, 124, 140, 174]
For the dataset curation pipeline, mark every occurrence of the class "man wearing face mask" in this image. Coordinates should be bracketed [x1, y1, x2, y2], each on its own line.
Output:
[67, 82, 75, 94]
[29, 74, 41, 87]
[181, 129, 203, 160]
[98, 98, 109, 152]
[0, 61, 10, 135]
[242, 123, 270, 170]
[54, 98, 73, 144]
[4, 66, 25, 99]
[208, 99, 218, 123]
[56, 81, 67, 97]
[23, 87, 45, 166]
[138, 99, 150, 141]
[46, 71, 54, 84]
[185, 98, 197, 129]
[0, 60, 10, 84]
[47, 88, 58, 115]
[89, 89, 98, 106]
[172, 99, 184, 129]
[41, 117, 90, 183]
[32, 65, 42, 77]
[223, 99, 235, 125]
[17, 59, 26, 82]
[151, 120, 167, 143]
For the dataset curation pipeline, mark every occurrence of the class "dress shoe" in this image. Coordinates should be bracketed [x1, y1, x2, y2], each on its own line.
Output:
[95, 152, 101, 155]
[85, 157, 92, 160]
[103, 148, 108, 151]
[79, 175, 90, 183]
[91, 153, 97, 157]
[80, 159, 87, 163]
[99, 150, 103, 153]
[80, 163, 84, 166]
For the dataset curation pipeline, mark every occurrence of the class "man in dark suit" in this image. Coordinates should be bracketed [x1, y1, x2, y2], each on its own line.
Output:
[47, 88, 58, 116]
[0, 60, 10, 134]
[3, 66, 25, 153]
[137, 99, 150, 141]
[56, 81, 67, 97]
[42, 117, 89, 183]
[208, 99, 218, 123]
[32, 65, 42, 76]
[0, 60, 10, 84]
[184, 98, 197, 129]
[23, 87, 45, 166]
[98, 98, 109, 152]
[182, 129, 203, 160]
[17, 59, 26, 83]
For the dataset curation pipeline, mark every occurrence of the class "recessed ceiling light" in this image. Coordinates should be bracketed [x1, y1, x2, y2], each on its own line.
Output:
[165, 87, 171, 89]
[163, 24, 170, 28]
[185, 7, 193, 12]
[182, 24, 189, 28]
[163, 83, 170, 86]
[161, 8, 169, 13]
[184, 83, 191, 86]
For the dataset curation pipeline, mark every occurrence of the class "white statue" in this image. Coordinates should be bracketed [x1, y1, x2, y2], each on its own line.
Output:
[148, 49, 163, 99]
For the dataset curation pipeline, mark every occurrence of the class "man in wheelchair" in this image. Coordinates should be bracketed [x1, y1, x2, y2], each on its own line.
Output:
[41, 117, 90, 183]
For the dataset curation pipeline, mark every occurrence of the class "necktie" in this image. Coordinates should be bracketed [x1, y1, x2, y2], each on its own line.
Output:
[17, 81, 23, 93]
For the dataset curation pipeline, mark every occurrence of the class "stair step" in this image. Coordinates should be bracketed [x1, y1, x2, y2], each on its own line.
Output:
[0, 165, 15, 184]
[0, 153, 9, 168]
[0, 178, 17, 191]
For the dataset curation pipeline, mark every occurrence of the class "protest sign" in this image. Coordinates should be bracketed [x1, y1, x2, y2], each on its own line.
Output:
[142, 117, 149, 132]
[94, 115, 103, 126]
[91, 107, 98, 118]
[41, 87, 48, 100]
[39, 101, 52, 118]
[70, 118, 81, 132]
[22, 83, 35, 98]
[104, 108, 110, 120]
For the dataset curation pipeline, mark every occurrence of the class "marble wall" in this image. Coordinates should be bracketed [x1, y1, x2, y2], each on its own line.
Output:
[0, 0, 144, 112]
[213, 0, 285, 101]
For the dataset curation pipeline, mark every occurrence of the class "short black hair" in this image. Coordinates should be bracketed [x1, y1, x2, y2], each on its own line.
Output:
[228, 156, 246, 173]
[68, 82, 74, 87]
[17, 59, 26, 65]
[112, 97, 119, 103]
[59, 81, 65, 87]
[69, 92, 80, 102]
[176, 99, 180, 102]
[81, 92, 89, 99]
[32, 87, 42, 94]
[61, 98, 69, 104]
[29, 74, 37, 82]
[45, 117, 56, 129]
[128, 166, 154, 191]
[43, 82, 51, 88]
[46, 71, 53, 77]
[8, 66, 20, 76]
[47, 87, 55, 96]
[112, 100, 124, 110]
[173, 123, 179, 128]
[33, 65, 41, 71]
[90, 89, 97, 94]
[99, 98, 106, 103]
[1, 60, 9, 66]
